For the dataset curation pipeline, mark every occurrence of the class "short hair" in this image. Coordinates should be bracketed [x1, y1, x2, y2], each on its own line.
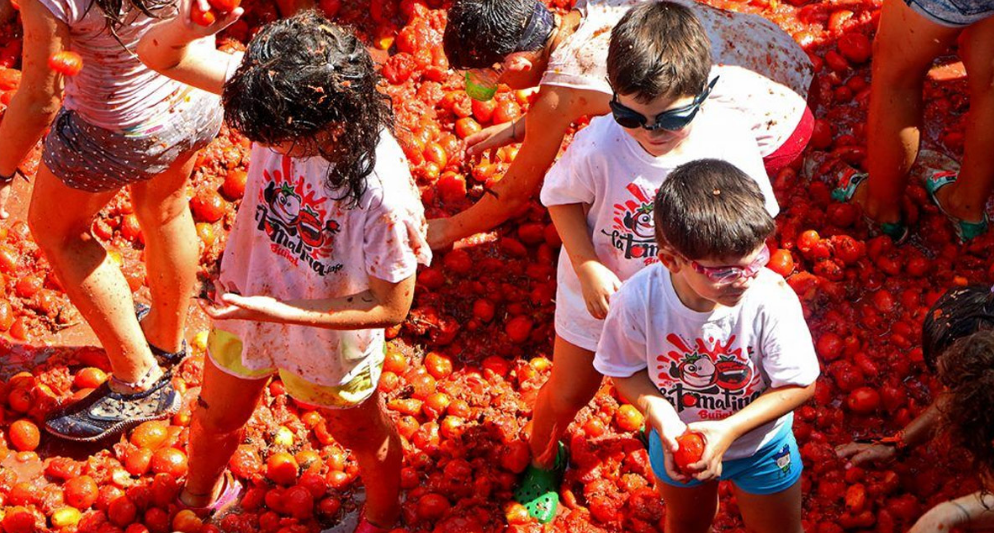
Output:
[607, 1, 712, 103]
[653, 159, 774, 261]
[922, 285, 994, 372]
[443, 0, 548, 69]
[936, 330, 994, 488]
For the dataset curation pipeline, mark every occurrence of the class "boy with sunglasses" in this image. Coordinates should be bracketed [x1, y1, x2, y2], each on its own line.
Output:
[595, 159, 818, 533]
[429, 0, 813, 249]
[514, 2, 783, 522]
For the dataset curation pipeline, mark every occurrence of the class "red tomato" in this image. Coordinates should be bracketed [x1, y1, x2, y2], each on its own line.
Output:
[190, 189, 226, 223]
[48, 51, 83, 76]
[454, 117, 482, 139]
[767, 249, 795, 277]
[505, 315, 533, 343]
[673, 432, 706, 474]
[615, 404, 644, 432]
[206, 0, 240, 13]
[131, 420, 169, 450]
[266, 451, 299, 485]
[837, 33, 871, 64]
[64, 475, 99, 510]
[8, 419, 39, 451]
[222, 169, 248, 200]
[846, 387, 881, 414]
[190, 2, 217, 25]
[417, 493, 451, 521]
[150, 447, 188, 477]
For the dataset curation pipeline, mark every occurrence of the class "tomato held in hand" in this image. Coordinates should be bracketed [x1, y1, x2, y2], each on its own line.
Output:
[48, 51, 83, 76]
[673, 431, 706, 474]
[190, 2, 217, 26]
[206, 0, 240, 13]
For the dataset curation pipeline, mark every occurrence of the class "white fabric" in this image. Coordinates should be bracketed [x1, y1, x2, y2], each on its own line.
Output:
[539, 0, 813, 156]
[594, 265, 820, 460]
[36, 0, 188, 131]
[215, 133, 431, 387]
[540, 109, 776, 350]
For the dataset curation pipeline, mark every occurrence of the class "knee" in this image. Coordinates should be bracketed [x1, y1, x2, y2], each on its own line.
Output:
[132, 191, 191, 229]
[871, 37, 932, 84]
[27, 207, 71, 253]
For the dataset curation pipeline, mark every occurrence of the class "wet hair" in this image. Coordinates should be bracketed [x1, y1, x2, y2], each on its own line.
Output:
[607, 1, 712, 103]
[443, 0, 553, 70]
[936, 330, 994, 488]
[88, 0, 173, 42]
[922, 285, 994, 372]
[223, 11, 392, 206]
[653, 159, 774, 261]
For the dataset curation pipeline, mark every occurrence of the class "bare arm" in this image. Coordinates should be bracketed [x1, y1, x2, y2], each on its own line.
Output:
[136, 0, 242, 95]
[0, 0, 68, 217]
[203, 274, 416, 330]
[548, 202, 620, 319]
[615, 371, 691, 481]
[910, 491, 994, 532]
[836, 395, 945, 466]
[427, 85, 609, 249]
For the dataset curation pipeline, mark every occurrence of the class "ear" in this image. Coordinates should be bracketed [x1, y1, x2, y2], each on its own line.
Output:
[657, 248, 682, 272]
[506, 53, 533, 73]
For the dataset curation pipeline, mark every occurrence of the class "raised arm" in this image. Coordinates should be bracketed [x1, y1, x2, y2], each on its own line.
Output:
[0, 0, 68, 217]
[427, 85, 609, 249]
[136, 0, 242, 95]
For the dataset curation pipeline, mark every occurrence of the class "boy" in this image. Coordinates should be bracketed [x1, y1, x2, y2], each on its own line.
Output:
[429, 0, 813, 249]
[515, 2, 781, 521]
[595, 159, 819, 533]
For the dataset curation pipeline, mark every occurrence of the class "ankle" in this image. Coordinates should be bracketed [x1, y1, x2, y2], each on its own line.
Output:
[108, 364, 163, 394]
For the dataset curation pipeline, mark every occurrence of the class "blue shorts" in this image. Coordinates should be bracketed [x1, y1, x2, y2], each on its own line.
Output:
[648, 424, 802, 495]
[905, 0, 994, 27]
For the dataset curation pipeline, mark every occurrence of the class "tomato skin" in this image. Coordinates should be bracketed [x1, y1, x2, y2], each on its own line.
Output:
[673, 432, 706, 474]
[48, 51, 83, 76]
[190, 1, 216, 25]
[64, 475, 99, 510]
[8, 419, 39, 451]
[206, 0, 240, 13]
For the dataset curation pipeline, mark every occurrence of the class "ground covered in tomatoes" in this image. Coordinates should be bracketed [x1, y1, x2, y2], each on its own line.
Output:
[0, 0, 987, 532]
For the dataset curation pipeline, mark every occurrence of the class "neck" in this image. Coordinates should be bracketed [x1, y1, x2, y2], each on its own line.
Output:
[670, 272, 718, 313]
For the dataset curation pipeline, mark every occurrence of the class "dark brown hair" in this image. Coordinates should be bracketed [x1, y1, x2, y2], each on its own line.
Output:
[653, 159, 773, 260]
[922, 285, 994, 372]
[607, 1, 712, 103]
[937, 330, 994, 488]
[443, 0, 550, 70]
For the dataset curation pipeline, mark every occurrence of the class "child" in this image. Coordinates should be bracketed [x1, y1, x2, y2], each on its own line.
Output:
[829, 0, 994, 242]
[428, 0, 813, 249]
[515, 3, 781, 521]
[595, 159, 819, 533]
[0, 0, 223, 440]
[908, 329, 994, 531]
[138, 6, 430, 531]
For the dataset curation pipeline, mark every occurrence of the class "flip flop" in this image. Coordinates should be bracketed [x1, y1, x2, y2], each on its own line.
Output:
[179, 471, 243, 518]
[135, 303, 188, 366]
[514, 441, 567, 524]
[825, 159, 909, 243]
[924, 170, 989, 243]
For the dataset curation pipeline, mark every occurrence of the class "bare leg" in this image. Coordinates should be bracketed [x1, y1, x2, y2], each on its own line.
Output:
[528, 335, 604, 469]
[657, 479, 719, 533]
[182, 356, 268, 506]
[129, 151, 200, 353]
[861, 0, 959, 223]
[321, 390, 402, 528]
[733, 480, 803, 533]
[28, 164, 158, 386]
[933, 16, 994, 223]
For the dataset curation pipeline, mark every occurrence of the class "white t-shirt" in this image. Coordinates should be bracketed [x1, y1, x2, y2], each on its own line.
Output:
[37, 0, 188, 132]
[539, 0, 813, 156]
[539, 108, 776, 351]
[594, 265, 820, 460]
[215, 133, 431, 388]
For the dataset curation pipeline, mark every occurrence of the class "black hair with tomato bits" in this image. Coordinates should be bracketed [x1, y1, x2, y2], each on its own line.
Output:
[223, 11, 393, 206]
[922, 285, 994, 372]
[653, 159, 774, 261]
[443, 0, 551, 69]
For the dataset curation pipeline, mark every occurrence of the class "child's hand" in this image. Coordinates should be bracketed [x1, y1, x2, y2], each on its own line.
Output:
[175, 0, 243, 39]
[643, 397, 691, 482]
[465, 122, 516, 158]
[835, 441, 897, 467]
[576, 261, 622, 319]
[684, 420, 738, 482]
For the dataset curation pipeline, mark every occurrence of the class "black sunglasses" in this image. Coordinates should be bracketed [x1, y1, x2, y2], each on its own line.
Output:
[609, 76, 720, 131]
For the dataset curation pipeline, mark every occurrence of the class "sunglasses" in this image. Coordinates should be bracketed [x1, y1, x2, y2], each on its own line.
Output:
[465, 65, 503, 102]
[610, 76, 719, 131]
[683, 244, 770, 286]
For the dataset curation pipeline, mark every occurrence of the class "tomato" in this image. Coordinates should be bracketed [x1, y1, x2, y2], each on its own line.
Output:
[0, 244, 18, 273]
[48, 51, 83, 76]
[504, 315, 533, 343]
[614, 405, 644, 432]
[131, 420, 169, 450]
[222, 169, 248, 200]
[150, 447, 188, 477]
[107, 496, 138, 527]
[846, 387, 881, 414]
[283, 485, 315, 519]
[837, 33, 871, 64]
[206, 0, 239, 13]
[171, 509, 203, 533]
[492, 99, 521, 125]
[424, 352, 453, 379]
[266, 451, 299, 485]
[767, 249, 795, 277]
[454, 117, 482, 139]
[471, 98, 496, 124]
[14, 274, 43, 299]
[190, 1, 217, 25]
[417, 493, 451, 521]
[8, 419, 39, 451]
[190, 189, 226, 223]
[436, 172, 467, 204]
[673, 432, 705, 474]
[64, 475, 99, 510]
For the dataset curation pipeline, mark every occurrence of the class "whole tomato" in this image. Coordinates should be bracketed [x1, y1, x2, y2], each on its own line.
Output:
[673, 431, 705, 474]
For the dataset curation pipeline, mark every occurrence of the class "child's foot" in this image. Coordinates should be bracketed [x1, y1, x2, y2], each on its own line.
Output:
[44, 370, 180, 442]
[179, 471, 242, 518]
[819, 156, 909, 243]
[135, 302, 188, 366]
[924, 170, 989, 243]
[514, 442, 568, 524]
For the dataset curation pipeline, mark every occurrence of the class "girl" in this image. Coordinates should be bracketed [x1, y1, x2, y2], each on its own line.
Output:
[138, 6, 430, 530]
[0, 0, 222, 440]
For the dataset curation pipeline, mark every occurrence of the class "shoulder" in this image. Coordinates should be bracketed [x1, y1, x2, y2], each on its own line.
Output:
[745, 270, 804, 318]
[616, 263, 666, 306]
[364, 131, 421, 213]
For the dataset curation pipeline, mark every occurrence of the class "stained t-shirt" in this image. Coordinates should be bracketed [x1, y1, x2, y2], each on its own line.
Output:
[539, 0, 813, 155]
[594, 265, 820, 459]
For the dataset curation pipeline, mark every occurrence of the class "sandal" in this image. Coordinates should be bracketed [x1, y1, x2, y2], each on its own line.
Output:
[355, 508, 393, 533]
[514, 441, 568, 524]
[44, 370, 180, 442]
[826, 160, 909, 243]
[924, 170, 989, 243]
[135, 302, 188, 366]
[179, 471, 243, 518]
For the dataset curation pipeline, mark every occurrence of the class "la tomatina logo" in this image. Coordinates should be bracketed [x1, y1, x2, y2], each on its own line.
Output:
[654, 333, 762, 414]
[601, 182, 658, 262]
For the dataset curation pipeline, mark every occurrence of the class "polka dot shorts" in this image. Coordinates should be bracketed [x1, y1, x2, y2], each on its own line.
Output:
[43, 89, 223, 193]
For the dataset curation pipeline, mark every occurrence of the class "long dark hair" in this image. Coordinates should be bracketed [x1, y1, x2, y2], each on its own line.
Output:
[922, 285, 994, 372]
[223, 11, 393, 207]
[87, 0, 174, 35]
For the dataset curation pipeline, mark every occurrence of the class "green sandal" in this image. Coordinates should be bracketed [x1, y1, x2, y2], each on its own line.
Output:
[514, 442, 568, 524]
[924, 170, 989, 243]
[829, 162, 909, 243]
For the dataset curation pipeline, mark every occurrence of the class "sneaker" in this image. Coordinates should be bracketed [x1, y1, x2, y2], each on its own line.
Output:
[44, 372, 180, 442]
[135, 302, 188, 366]
[514, 442, 568, 524]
